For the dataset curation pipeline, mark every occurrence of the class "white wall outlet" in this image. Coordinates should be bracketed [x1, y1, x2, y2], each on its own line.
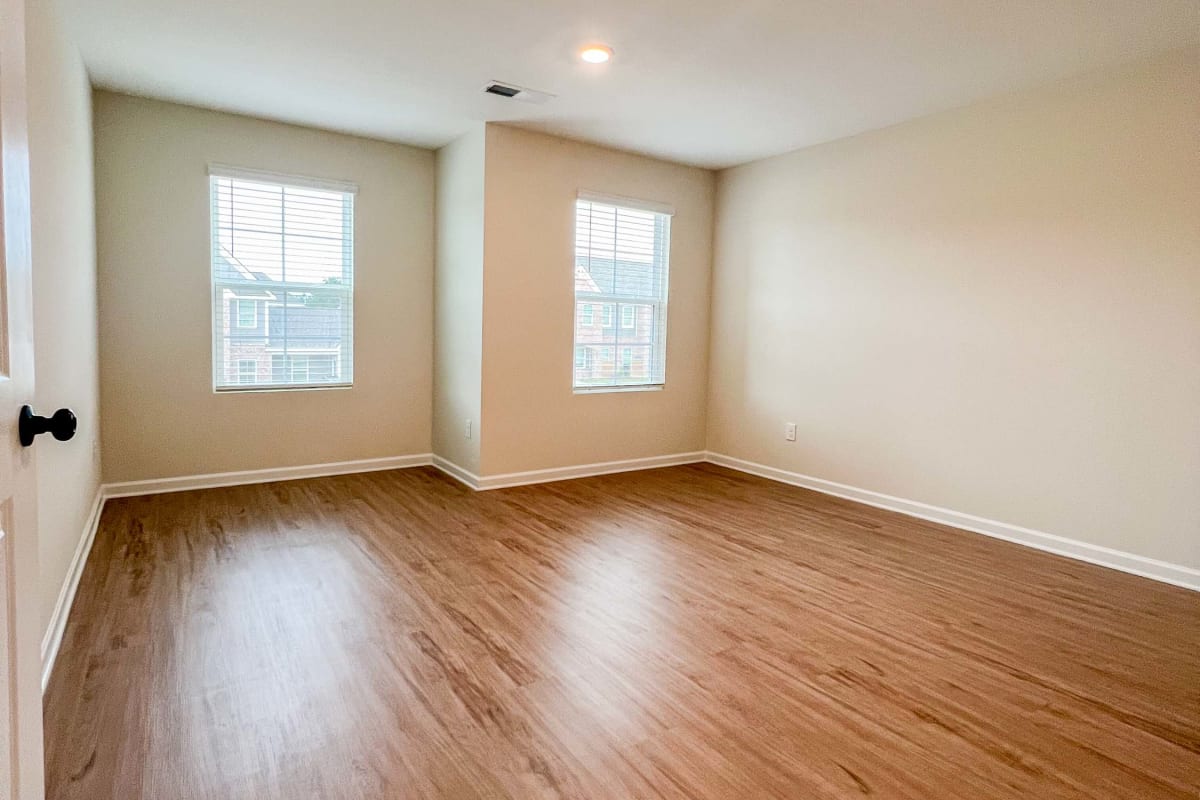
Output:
[785, 422, 797, 442]
[465, 419, 472, 439]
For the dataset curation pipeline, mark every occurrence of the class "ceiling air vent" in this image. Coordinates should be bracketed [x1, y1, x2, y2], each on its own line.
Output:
[484, 82, 521, 98]
[482, 81, 555, 105]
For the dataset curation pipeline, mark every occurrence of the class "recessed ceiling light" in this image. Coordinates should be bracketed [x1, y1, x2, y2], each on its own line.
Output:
[580, 45, 613, 64]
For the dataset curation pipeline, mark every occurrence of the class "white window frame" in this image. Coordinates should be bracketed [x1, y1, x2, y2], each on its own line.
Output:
[237, 359, 256, 384]
[209, 165, 357, 393]
[620, 305, 635, 329]
[235, 299, 257, 328]
[290, 355, 310, 384]
[572, 191, 673, 393]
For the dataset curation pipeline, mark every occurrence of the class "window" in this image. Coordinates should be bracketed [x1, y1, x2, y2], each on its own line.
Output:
[573, 192, 672, 390]
[270, 354, 338, 384]
[235, 299, 257, 328]
[290, 355, 309, 383]
[210, 166, 355, 391]
[575, 346, 595, 373]
[601, 304, 615, 328]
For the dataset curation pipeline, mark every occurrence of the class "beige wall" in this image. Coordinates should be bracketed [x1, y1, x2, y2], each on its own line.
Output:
[28, 0, 101, 639]
[433, 127, 485, 473]
[88, 50, 1197, 574]
[708, 48, 1200, 569]
[479, 125, 714, 475]
[94, 93, 434, 482]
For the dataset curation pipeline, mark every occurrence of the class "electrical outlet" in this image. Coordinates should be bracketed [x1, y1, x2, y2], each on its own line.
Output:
[465, 419, 472, 439]
[785, 422, 797, 442]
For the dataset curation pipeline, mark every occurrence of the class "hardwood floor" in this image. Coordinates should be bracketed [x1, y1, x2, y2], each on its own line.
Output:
[42, 464, 1200, 799]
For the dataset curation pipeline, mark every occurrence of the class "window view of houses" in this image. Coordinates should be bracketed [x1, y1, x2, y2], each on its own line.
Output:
[573, 200, 671, 389]
[219, 273, 346, 387]
[211, 175, 354, 390]
[573, 290, 656, 385]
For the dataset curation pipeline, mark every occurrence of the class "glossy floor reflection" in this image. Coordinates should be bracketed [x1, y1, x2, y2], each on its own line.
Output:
[43, 465, 1200, 799]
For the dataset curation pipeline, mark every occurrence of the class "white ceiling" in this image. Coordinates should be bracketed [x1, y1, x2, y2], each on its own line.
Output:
[59, 0, 1200, 168]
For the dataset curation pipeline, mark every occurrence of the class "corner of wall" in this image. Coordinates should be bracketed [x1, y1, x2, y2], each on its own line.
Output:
[432, 125, 486, 475]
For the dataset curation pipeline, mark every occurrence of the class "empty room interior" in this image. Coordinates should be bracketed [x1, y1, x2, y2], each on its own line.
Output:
[1, 0, 1198, 797]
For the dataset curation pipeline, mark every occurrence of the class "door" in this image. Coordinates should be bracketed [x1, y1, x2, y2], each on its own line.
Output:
[0, 0, 44, 797]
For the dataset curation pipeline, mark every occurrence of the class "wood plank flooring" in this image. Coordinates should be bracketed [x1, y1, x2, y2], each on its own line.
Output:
[42, 464, 1200, 799]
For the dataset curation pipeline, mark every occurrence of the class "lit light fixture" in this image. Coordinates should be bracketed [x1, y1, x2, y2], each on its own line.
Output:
[580, 45, 613, 64]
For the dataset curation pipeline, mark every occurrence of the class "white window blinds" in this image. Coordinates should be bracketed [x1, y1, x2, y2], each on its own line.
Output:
[210, 167, 355, 391]
[573, 194, 672, 390]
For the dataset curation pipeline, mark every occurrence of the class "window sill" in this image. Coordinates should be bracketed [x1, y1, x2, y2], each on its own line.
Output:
[573, 384, 664, 395]
[214, 383, 353, 394]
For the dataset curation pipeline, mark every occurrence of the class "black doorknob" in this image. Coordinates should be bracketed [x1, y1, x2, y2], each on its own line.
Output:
[18, 405, 77, 447]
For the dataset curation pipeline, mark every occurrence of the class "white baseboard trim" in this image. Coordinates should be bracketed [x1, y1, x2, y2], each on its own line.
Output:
[479, 451, 707, 490]
[46, 447, 1190, 698]
[103, 454, 434, 498]
[430, 455, 481, 489]
[432, 451, 708, 491]
[705, 452, 1200, 592]
[41, 486, 106, 693]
